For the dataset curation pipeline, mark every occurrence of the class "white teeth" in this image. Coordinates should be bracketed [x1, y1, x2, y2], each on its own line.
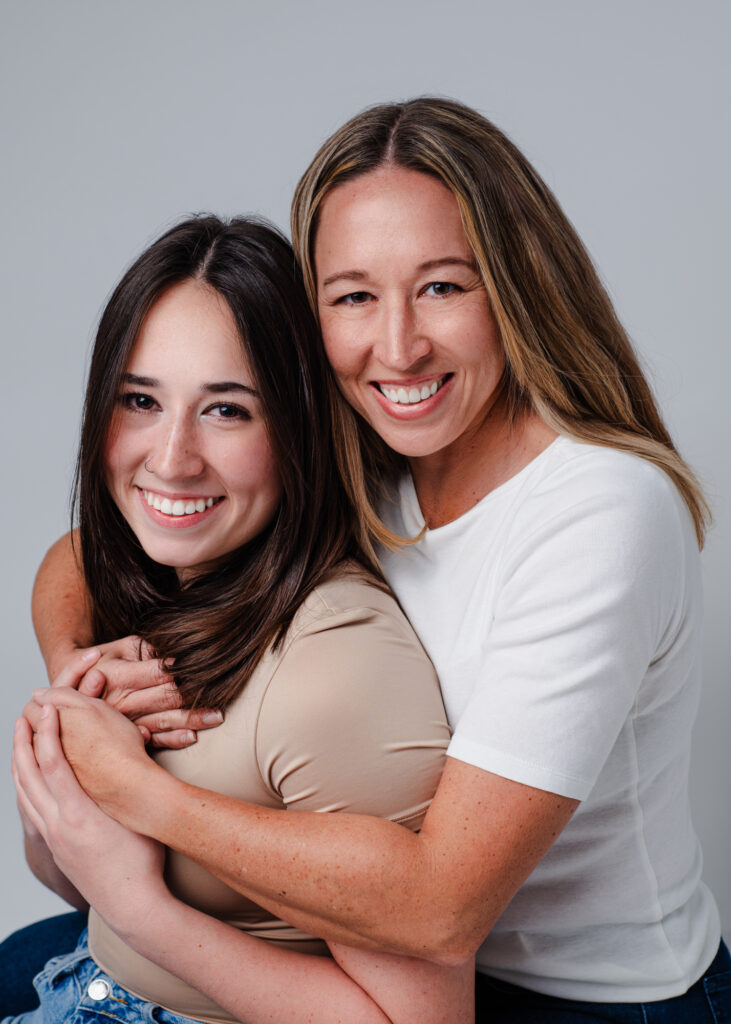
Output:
[142, 490, 219, 517]
[380, 377, 446, 406]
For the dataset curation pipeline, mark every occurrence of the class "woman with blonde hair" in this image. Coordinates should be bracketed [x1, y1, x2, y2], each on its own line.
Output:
[18, 98, 731, 1021]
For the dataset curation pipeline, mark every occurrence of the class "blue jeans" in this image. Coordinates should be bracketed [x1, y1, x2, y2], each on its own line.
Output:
[1, 930, 199, 1024]
[475, 940, 731, 1022]
[0, 911, 87, 1017]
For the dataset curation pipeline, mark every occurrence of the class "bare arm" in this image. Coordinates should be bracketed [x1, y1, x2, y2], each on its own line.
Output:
[30, 688, 578, 964]
[16, 707, 474, 1024]
[17, 801, 88, 912]
[32, 532, 92, 678]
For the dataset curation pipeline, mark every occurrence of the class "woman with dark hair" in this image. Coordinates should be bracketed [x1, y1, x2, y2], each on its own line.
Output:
[7, 214, 473, 1023]
[19, 97, 731, 1021]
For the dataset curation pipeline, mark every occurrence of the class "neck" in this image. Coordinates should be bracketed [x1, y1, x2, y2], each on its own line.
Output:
[409, 394, 557, 529]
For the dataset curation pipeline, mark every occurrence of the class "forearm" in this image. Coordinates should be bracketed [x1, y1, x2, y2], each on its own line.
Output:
[24, 829, 89, 912]
[111, 763, 463, 963]
[110, 892, 471, 1024]
[98, 753, 576, 966]
[32, 532, 93, 677]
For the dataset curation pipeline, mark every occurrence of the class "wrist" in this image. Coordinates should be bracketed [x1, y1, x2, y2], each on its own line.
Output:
[47, 643, 85, 682]
[103, 759, 179, 837]
[109, 887, 186, 954]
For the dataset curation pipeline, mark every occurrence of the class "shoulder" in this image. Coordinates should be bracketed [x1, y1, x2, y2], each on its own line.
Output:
[491, 439, 699, 649]
[253, 563, 449, 816]
[511, 437, 694, 558]
[529, 437, 679, 509]
[285, 562, 418, 644]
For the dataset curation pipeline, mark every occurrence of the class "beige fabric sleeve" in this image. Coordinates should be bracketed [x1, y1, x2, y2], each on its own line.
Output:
[255, 600, 450, 828]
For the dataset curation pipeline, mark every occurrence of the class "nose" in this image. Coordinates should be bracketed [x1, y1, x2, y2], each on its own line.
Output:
[148, 414, 205, 482]
[373, 296, 432, 371]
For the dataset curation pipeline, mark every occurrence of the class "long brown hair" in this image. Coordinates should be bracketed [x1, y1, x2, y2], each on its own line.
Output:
[75, 216, 379, 710]
[291, 97, 709, 546]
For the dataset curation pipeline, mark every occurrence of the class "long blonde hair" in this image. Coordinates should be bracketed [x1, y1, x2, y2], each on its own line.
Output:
[292, 97, 709, 547]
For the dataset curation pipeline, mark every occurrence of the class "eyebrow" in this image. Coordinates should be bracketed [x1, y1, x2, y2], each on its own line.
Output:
[121, 373, 258, 396]
[321, 257, 477, 288]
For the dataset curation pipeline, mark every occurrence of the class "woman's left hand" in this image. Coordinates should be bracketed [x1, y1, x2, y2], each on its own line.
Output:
[13, 703, 167, 934]
[22, 687, 159, 819]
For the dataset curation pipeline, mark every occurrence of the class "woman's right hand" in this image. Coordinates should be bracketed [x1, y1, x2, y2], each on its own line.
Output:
[52, 637, 223, 748]
[13, 706, 169, 935]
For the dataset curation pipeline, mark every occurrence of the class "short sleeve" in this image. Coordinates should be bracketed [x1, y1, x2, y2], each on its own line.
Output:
[255, 598, 450, 829]
[448, 457, 690, 800]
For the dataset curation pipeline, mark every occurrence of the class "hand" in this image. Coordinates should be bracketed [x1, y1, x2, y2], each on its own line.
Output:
[51, 637, 223, 748]
[23, 688, 159, 820]
[13, 705, 167, 935]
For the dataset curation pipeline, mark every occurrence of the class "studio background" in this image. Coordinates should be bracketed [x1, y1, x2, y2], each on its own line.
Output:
[1, 0, 729, 938]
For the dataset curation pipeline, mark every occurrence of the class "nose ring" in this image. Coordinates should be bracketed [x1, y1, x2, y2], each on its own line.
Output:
[145, 458, 154, 474]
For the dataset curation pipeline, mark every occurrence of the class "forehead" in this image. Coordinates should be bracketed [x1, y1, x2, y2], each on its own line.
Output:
[314, 166, 472, 271]
[128, 280, 250, 377]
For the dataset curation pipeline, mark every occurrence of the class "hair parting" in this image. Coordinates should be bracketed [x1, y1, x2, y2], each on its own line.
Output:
[75, 215, 383, 711]
[291, 97, 709, 547]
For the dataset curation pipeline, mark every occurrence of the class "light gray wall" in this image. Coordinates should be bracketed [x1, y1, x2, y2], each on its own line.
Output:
[2, 0, 729, 940]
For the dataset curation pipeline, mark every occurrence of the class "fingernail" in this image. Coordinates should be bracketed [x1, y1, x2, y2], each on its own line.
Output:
[40, 706, 50, 719]
[183, 731, 197, 745]
[202, 711, 224, 725]
[81, 648, 101, 662]
[32, 689, 48, 700]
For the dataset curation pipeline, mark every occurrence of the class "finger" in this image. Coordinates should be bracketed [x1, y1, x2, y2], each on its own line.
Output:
[148, 729, 198, 750]
[100, 635, 155, 661]
[99, 659, 173, 699]
[12, 719, 54, 836]
[22, 698, 44, 731]
[115, 680, 182, 718]
[34, 705, 90, 808]
[77, 668, 107, 697]
[51, 648, 102, 689]
[32, 687, 95, 710]
[133, 707, 223, 734]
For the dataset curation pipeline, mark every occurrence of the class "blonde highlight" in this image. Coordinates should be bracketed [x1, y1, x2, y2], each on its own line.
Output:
[292, 98, 709, 548]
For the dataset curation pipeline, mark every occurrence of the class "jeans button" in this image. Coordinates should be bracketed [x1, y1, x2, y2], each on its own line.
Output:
[88, 978, 111, 1001]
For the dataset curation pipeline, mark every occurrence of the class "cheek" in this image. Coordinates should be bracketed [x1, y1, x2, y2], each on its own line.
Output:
[227, 436, 282, 506]
[319, 316, 357, 380]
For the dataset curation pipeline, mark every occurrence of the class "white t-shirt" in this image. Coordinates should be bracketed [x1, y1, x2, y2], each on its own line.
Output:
[379, 435, 720, 1002]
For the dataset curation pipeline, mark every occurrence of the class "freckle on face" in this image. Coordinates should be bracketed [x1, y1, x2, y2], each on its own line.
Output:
[314, 166, 505, 464]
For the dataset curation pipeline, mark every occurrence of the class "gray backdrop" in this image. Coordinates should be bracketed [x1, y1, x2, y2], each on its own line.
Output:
[2, 0, 729, 940]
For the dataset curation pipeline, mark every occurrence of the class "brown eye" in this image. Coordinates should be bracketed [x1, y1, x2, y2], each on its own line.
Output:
[120, 393, 157, 411]
[206, 403, 251, 421]
[340, 291, 372, 305]
[425, 282, 459, 297]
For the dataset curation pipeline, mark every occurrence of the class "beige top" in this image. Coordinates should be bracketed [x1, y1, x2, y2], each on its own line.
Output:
[88, 569, 450, 1022]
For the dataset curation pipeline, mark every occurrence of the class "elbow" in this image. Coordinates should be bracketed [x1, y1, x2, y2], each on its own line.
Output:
[413, 915, 488, 968]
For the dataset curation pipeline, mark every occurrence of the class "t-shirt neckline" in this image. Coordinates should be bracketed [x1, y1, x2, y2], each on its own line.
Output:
[401, 434, 566, 536]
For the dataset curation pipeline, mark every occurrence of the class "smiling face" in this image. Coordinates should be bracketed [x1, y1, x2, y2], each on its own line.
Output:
[314, 166, 506, 467]
[105, 279, 282, 577]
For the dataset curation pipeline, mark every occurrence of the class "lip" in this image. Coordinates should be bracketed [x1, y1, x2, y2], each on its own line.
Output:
[369, 374, 453, 420]
[136, 487, 225, 530]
